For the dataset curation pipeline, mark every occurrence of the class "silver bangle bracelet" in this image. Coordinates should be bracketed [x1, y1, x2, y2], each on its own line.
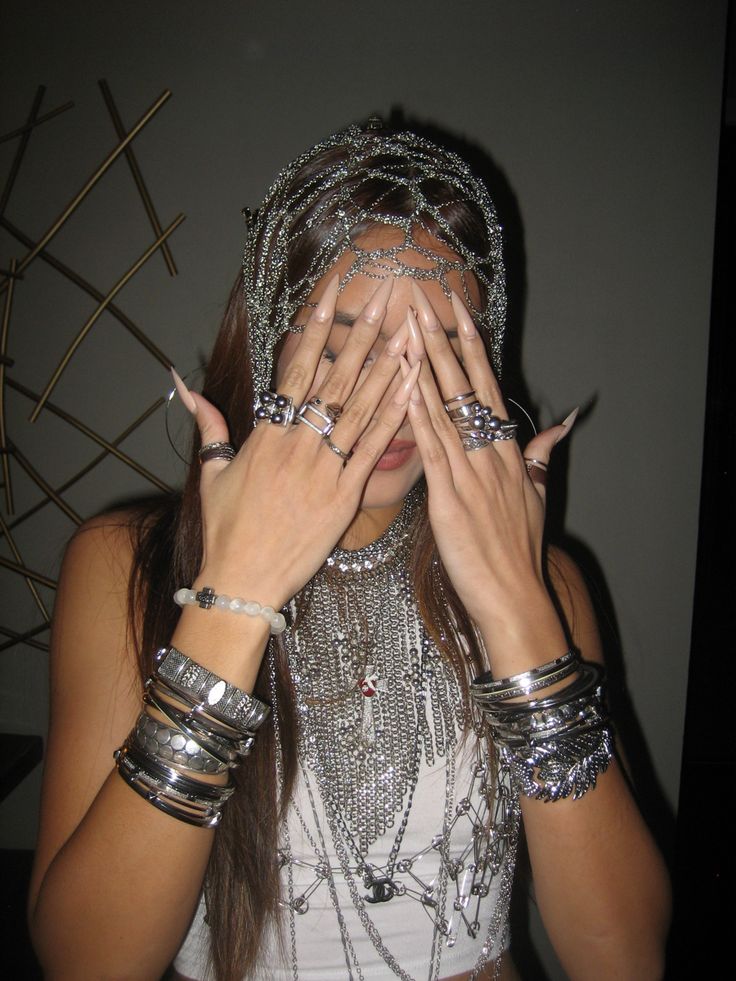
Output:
[154, 646, 270, 736]
[132, 712, 229, 775]
[500, 725, 614, 802]
[143, 688, 252, 765]
[471, 649, 580, 701]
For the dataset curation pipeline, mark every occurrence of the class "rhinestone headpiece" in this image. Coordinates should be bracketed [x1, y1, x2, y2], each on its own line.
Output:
[242, 121, 507, 403]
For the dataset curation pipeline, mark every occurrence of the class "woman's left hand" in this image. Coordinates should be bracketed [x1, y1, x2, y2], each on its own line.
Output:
[406, 284, 575, 644]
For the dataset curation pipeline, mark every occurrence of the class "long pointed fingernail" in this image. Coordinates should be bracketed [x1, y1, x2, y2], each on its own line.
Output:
[398, 354, 411, 378]
[451, 291, 477, 339]
[387, 321, 409, 356]
[411, 281, 440, 331]
[406, 308, 426, 365]
[555, 407, 579, 442]
[364, 276, 394, 323]
[314, 273, 340, 322]
[395, 360, 421, 405]
[170, 367, 197, 414]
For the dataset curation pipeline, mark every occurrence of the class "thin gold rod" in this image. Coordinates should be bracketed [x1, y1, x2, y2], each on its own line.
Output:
[0, 217, 173, 368]
[0, 85, 45, 217]
[0, 89, 172, 296]
[98, 79, 177, 277]
[8, 377, 171, 493]
[0, 258, 17, 513]
[8, 442, 82, 525]
[29, 213, 184, 422]
[6, 395, 166, 531]
[0, 555, 57, 589]
[0, 100, 74, 145]
[0, 512, 50, 622]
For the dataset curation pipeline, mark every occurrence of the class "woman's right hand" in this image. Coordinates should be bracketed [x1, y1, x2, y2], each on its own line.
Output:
[175, 273, 418, 610]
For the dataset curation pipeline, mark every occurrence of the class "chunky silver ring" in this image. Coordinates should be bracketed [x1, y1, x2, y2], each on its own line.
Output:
[323, 437, 353, 463]
[254, 390, 294, 427]
[296, 398, 341, 438]
[198, 441, 235, 463]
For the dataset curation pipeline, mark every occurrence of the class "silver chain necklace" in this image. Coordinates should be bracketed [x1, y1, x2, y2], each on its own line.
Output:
[269, 486, 520, 980]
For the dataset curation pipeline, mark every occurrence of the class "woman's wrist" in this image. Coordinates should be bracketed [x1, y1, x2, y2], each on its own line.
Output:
[473, 589, 568, 679]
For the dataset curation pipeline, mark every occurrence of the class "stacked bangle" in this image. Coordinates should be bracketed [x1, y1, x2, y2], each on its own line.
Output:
[470, 652, 614, 802]
[115, 646, 270, 827]
[174, 585, 287, 635]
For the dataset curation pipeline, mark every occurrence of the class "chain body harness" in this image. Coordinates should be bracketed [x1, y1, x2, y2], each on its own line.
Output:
[269, 486, 521, 980]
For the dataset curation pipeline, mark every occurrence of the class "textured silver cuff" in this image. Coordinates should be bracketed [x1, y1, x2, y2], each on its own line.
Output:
[132, 712, 228, 774]
[154, 646, 270, 735]
[500, 725, 614, 802]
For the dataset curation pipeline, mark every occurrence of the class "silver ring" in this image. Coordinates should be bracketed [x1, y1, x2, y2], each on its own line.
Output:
[198, 441, 235, 463]
[296, 398, 341, 438]
[524, 457, 548, 473]
[323, 438, 353, 463]
[254, 390, 294, 426]
[443, 390, 476, 409]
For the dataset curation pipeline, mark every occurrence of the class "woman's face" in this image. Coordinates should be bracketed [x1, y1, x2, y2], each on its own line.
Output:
[275, 226, 482, 511]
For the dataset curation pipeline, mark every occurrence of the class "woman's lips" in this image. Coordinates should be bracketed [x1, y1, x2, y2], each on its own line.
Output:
[374, 439, 416, 471]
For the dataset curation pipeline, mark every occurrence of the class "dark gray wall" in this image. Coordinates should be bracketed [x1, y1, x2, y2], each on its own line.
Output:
[0, 0, 727, 973]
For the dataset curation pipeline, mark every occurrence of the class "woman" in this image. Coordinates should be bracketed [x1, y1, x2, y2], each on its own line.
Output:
[28, 121, 670, 980]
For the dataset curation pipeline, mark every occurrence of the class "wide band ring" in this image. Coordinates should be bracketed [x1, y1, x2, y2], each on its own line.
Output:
[254, 390, 295, 427]
[199, 441, 235, 463]
[296, 398, 341, 438]
[323, 437, 353, 464]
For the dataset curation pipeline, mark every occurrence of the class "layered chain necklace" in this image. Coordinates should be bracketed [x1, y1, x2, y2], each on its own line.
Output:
[269, 485, 520, 980]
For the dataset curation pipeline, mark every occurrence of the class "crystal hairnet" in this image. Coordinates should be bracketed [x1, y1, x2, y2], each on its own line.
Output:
[242, 122, 507, 403]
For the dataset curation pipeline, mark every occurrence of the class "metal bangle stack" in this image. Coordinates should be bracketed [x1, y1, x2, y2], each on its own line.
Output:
[114, 646, 270, 827]
[470, 651, 614, 802]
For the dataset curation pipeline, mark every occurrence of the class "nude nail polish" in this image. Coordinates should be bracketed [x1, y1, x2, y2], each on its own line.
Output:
[451, 291, 477, 339]
[170, 367, 197, 414]
[364, 276, 394, 322]
[387, 321, 409, 356]
[314, 273, 340, 322]
[411, 281, 439, 331]
[555, 407, 579, 442]
[406, 309, 426, 365]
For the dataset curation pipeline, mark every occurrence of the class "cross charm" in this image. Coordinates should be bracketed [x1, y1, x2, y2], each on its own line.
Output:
[195, 586, 216, 609]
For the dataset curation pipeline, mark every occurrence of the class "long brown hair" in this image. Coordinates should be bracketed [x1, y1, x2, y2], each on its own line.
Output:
[129, 128, 500, 980]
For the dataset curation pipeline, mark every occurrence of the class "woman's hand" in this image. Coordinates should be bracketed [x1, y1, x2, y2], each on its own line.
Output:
[406, 283, 575, 658]
[173, 274, 419, 610]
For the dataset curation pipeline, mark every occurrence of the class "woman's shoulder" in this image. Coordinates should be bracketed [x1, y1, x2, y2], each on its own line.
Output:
[63, 497, 178, 579]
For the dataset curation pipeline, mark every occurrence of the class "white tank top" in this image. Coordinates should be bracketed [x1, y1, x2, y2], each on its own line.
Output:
[174, 740, 516, 980]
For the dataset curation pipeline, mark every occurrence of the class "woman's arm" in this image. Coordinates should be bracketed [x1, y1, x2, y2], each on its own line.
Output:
[28, 514, 272, 979]
[406, 288, 671, 979]
[510, 550, 670, 980]
[29, 280, 416, 979]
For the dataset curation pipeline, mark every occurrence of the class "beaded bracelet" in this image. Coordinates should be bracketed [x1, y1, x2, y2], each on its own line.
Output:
[174, 585, 287, 635]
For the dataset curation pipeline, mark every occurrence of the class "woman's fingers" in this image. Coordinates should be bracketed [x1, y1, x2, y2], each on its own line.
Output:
[327, 320, 408, 455]
[450, 291, 507, 417]
[277, 274, 339, 401]
[318, 276, 394, 408]
[171, 367, 232, 485]
[522, 409, 578, 498]
[403, 359, 457, 496]
[343, 359, 420, 487]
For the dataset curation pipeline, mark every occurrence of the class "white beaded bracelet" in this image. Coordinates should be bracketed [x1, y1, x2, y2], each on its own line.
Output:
[174, 586, 287, 635]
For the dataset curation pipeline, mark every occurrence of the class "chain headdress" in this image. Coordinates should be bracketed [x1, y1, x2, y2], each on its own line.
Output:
[242, 120, 507, 403]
